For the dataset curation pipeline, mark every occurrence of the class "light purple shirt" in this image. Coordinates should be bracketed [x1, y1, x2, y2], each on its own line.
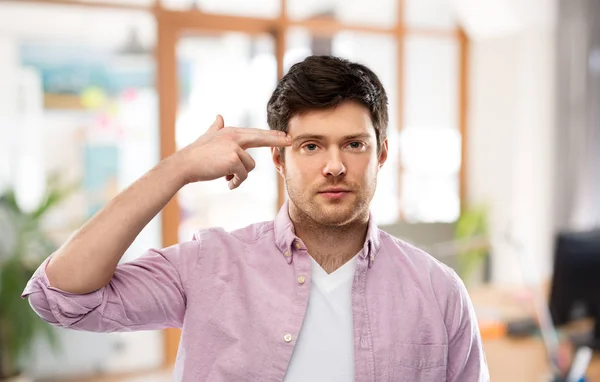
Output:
[22, 202, 489, 381]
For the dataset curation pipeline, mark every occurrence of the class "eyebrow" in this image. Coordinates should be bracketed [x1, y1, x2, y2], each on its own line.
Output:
[292, 133, 372, 142]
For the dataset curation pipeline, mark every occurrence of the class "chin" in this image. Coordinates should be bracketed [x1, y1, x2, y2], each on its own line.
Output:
[287, 187, 372, 226]
[312, 215, 353, 227]
[310, 202, 361, 226]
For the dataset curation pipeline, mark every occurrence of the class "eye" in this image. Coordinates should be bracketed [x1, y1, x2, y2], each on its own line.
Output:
[347, 142, 365, 150]
[303, 143, 318, 151]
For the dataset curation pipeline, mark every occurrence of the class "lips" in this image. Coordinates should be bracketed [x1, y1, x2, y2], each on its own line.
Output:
[317, 188, 351, 200]
[318, 188, 350, 193]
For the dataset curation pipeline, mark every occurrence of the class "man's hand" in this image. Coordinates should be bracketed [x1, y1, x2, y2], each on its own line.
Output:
[176, 115, 291, 189]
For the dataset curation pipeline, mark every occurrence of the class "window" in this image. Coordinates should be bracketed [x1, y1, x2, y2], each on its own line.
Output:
[175, 33, 278, 237]
[401, 35, 461, 222]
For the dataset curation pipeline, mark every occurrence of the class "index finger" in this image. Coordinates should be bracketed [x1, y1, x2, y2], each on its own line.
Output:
[237, 133, 292, 149]
[229, 127, 285, 136]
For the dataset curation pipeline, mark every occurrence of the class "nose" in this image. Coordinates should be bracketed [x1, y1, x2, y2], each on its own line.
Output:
[322, 148, 346, 178]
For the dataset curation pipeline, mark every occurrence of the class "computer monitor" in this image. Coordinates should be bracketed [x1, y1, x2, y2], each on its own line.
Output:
[549, 229, 600, 350]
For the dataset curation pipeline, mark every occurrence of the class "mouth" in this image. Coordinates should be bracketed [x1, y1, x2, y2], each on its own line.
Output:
[318, 188, 351, 199]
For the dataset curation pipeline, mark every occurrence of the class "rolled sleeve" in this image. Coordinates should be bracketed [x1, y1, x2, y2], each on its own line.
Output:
[22, 255, 103, 327]
[22, 240, 200, 332]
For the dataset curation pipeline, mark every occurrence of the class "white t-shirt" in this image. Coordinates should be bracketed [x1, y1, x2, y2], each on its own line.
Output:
[283, 255, 357, 382]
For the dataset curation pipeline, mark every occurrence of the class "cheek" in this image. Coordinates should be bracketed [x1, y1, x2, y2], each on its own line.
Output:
[285, 156, 320, 180]
[349, 157, 379, 181]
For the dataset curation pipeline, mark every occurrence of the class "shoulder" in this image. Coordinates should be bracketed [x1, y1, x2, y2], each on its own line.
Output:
[377, 230, 464, 307]
[378, 230, 459, 284]
[192, 220, 275, 245]
[187, 220, 277, 263]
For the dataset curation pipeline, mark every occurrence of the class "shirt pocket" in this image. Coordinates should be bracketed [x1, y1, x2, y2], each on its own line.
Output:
[389, 343, 448, 382]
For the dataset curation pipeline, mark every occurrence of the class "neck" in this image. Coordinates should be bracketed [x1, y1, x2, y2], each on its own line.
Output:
[289, 205, 369, 274]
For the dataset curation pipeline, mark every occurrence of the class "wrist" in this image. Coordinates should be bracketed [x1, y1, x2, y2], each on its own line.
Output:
[160, 152, 190, 189]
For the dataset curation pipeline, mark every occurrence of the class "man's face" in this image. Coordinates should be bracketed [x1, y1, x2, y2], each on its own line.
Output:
[272, 101, 388, 226]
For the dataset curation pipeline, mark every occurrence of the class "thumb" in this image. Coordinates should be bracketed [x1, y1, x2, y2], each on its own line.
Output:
[208, 114, 225, 132]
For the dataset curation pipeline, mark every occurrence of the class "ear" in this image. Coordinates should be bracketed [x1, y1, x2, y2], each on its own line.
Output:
[378, 139, 389, 169]
[271, 147, 285, 177]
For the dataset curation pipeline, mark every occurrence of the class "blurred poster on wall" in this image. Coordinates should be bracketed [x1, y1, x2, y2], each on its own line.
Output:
[19, 41, 154, 107]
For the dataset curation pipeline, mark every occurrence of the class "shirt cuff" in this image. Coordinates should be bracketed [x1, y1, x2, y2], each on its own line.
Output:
[21, 254, 103, 328]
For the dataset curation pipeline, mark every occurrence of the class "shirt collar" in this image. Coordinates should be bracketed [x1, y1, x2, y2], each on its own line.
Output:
[273, 200, 382, 266]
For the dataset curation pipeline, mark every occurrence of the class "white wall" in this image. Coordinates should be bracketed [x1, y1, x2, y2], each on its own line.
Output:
[466, 2, 557, 285]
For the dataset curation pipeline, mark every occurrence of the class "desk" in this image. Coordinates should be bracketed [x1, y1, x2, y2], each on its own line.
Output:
[469, 285, 600, 382]
[484, 336, 600, 382]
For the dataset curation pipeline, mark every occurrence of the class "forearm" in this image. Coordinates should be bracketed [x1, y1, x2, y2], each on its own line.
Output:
[46, 156, 186, 294]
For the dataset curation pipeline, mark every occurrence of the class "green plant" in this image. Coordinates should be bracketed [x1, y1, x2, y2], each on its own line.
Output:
[0, 175, 76, 379]
[455, 204, 490, 284]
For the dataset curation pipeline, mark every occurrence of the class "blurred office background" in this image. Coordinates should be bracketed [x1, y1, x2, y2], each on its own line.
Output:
[0, 0, 599, 381]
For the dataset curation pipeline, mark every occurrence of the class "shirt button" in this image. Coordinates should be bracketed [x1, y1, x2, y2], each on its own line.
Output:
[295, 241, 302, 249]
[284, 251, 291, 257]
[283, 333, 293, 343]
[297, 275, 306, 284]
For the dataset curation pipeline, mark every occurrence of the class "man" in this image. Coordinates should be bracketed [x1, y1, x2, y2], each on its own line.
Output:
[23, 56, 489, 381]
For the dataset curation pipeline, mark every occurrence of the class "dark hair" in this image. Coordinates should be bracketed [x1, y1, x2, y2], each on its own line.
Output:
[267, 55, 388, 154]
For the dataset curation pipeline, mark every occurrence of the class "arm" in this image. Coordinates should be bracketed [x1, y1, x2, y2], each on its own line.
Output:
[42, 116, 290, 294]
[22, 240, 198, 331]
[446, 273, 490, 382]
[44, 156, 185, 294]
[22, 116, 291, 330]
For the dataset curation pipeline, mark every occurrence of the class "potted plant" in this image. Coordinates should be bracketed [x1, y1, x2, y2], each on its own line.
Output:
[455, 203, 490, 286]
[0, 175, 75, 380]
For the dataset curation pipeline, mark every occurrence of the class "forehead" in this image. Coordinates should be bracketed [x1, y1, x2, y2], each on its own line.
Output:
[287, 101, 375, 139]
